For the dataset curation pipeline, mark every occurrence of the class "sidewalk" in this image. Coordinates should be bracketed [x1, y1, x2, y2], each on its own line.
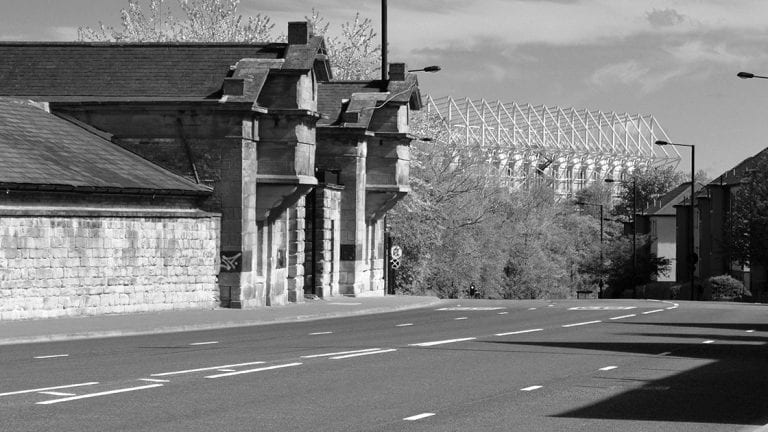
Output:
[0, 295, 443, 346]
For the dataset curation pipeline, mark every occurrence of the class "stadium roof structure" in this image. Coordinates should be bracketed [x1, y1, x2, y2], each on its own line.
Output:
[424, 95, 681, 197]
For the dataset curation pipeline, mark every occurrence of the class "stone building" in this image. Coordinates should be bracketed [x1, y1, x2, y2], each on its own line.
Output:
[0, 22, 421, 318]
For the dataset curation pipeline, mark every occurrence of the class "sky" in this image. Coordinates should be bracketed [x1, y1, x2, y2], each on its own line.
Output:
[2, 0, 767, 177]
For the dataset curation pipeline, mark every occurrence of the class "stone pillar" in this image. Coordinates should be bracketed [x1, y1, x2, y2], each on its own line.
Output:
[307, 183, 343, 297]
[287, 198, 306, 303]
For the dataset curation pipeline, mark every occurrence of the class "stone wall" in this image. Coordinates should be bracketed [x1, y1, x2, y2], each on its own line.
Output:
[0, 214, 220, 320]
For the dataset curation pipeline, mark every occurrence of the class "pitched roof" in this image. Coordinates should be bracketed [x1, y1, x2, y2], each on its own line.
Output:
[0, 41, 320, 101]
[318, 75, 421, 127]
[0, 98, 211, 195]
[645, 182, 700, 216]
[708, 147, 768, 187]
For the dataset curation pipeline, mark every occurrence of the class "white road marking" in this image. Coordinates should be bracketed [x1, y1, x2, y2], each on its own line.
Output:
[658, 351, 672, 356]
[37, 384, 164, 405]
[569, 306, 636, 310]
[495, 328, 543, 336]
[151, 361, 265, 376]
[189, 341, 218, 346]
[38, 391, 75, 396]
[330, 349, 397, 360]
[528, 308, 537, 310]
[599, 366, 618, 371]
[216, 369, 236, 372]
[205, 362, 302, 379]
[409, 337, 477, 347]
[327, 302, 361, 306]
[497, 312, 508, 315]
[746, 330, 755, 333]
[610, 314, 636, 320]
[0, 382, 99, 397]
[642, 309, 665, 315]
[436, 307, 505, 311]
[454, 317, 468, 320]
[301, 348, 382, 359]
[562, 320, 601, 328]
[547, 304, 555, 307]
[309, 332, 333, 335]
[396, 323, 414, 327]
[702, 340, 715, 344]
[138, 378, 169, 383]
[404, 413, 435, 421]
[521, 385, 543, 391]
[33, 354, 69, 359]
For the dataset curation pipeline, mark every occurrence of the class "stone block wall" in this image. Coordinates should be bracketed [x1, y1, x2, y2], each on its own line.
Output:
[0, 214, 220, 320]
[305, 185, 342, 297]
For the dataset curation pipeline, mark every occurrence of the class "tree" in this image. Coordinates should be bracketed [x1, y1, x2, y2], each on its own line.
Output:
[727, 153, 768, 296]
[306, 9, 380, 80]
[611, 165, 685, 219]
[78, 0, 275, 42]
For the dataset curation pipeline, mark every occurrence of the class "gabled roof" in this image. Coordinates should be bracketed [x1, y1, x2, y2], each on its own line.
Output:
[0, 98, 210, 195]
[708, 147, 768, 187]
[645, 182, 700, 216]
[317, 75, 421, 127]
[0, 40, 328, 102]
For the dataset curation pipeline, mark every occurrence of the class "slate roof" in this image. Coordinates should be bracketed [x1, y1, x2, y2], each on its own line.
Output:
[0, 41, 317, 101]
[318, 76, 421, 127]
[0, 98, 211, 195]
[708, 147, 768, 187]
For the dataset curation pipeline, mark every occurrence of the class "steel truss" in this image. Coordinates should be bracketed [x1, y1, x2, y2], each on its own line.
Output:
[425, 95, 681, 197]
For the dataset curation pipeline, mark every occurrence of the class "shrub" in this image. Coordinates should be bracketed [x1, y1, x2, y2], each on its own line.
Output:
[706, 275, 750, 301]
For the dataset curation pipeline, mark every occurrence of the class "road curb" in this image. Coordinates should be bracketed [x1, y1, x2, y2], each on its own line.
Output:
[0, 297, 445, 346]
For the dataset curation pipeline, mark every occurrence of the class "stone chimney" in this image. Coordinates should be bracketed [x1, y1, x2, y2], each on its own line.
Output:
[388, 63, 407, 81]
[288, 21, 313, 45]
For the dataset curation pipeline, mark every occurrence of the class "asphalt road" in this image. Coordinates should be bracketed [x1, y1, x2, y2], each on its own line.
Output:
[1, 298, 767, 431]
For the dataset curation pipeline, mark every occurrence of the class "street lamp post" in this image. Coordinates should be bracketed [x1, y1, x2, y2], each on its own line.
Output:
[605, 177, 637, 296]
[737, 71, 768, 80]
[655, 139, 696, 300]
[576, 201, 605, 298]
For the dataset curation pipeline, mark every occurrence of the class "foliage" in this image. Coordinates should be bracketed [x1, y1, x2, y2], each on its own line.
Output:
[78, 0, 275, 42]
[727, 153, 768, 274]
[611, 165, 686, 218]
[706, 275, 750, 301]
[306, 9, 381, 80]
[599, 236, 670, 298]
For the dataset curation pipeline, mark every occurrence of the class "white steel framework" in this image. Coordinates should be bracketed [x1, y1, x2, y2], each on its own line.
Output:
[426, 95, 681, 197]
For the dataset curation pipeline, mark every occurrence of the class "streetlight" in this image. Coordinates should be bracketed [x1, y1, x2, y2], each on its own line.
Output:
[655, 139, 696, 300]
[605, 177, 637, 296]
[576, 201, 605, 298]
[409, 66, 441, 73]
[737, 71, 768, 80]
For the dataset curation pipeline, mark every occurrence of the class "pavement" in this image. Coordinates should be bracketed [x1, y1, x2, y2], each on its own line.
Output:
[0, 295, 443, 346]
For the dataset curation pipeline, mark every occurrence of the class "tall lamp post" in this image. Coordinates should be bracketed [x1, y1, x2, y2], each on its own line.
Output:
[576, 201, 605, 298]
[605, 177, 637, 295]
[655, 139, 696, 300]
[737, 71, 768, 80]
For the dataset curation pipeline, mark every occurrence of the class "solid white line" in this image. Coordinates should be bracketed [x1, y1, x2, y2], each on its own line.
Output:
[300, 348, 382, 359]
[138, 378, 169, 383]
[33, 354, 69, 359]
[404, 412, 435, 421]
[562, 320, 601, 328]
[330, 349, 397, 360]
[702, 340, 715, 344]
[642, 309, 665, 315]
[396, 323, 414, 327]
[309, 332, 333, 335]
[38, 391, 76, 396]
[0, 382, 99, 397]
[204, 362, 302, 379]
[521, 385, 543, 391]
[409, 337, 477, 347]
[610, 314, 636, 320]
[495, 328, 543, 336]
[151, 361, 265, 376]
[454, 317, 468, 320]
[37, 384, 164, 405]
[189, 341, 218, 346]
[599, 366, 618, 371]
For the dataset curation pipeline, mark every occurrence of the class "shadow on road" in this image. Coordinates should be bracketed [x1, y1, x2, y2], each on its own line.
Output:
[485, 322, 768, 426]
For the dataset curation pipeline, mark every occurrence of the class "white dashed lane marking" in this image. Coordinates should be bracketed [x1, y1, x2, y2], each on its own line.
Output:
[189, 341, 218, 346]
[0, 382, 99, 398]
[138, 378, 169, 383]
[309, 332, 333, 335]
[599, 366, 618, 371]
[495, 328, 543, 336]
[38, 391, 75, 397]
[702, 340, 715, 344]
[37, 384, 164, 405]
[151, 361, 265, 377]
[454, 317, 468, 320]
[330, 349, 397, 360]
[404, 413, 435, 421]
[562, 320, 601, 328]
[497, 312, 508, 315]
[521, 385, 543, 391]
[610, 314, 636, 320]
[642, 309, 665, 315]
[33, 354, 69, 359]
[396, 323, 413, 327]
[746, 330, 755, 333]
[301, 348, 382, 359]
[204, 362, 302, 379]
[409, 337, 477, 347]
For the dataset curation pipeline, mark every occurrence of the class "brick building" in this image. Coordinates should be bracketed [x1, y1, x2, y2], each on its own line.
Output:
[0, 22, 421, 319]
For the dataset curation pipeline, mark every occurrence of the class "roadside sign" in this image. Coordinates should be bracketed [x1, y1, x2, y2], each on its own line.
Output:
[391, 245, 403, 259]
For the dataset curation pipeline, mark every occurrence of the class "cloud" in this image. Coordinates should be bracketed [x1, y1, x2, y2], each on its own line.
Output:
[646, 8, 686, 27]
